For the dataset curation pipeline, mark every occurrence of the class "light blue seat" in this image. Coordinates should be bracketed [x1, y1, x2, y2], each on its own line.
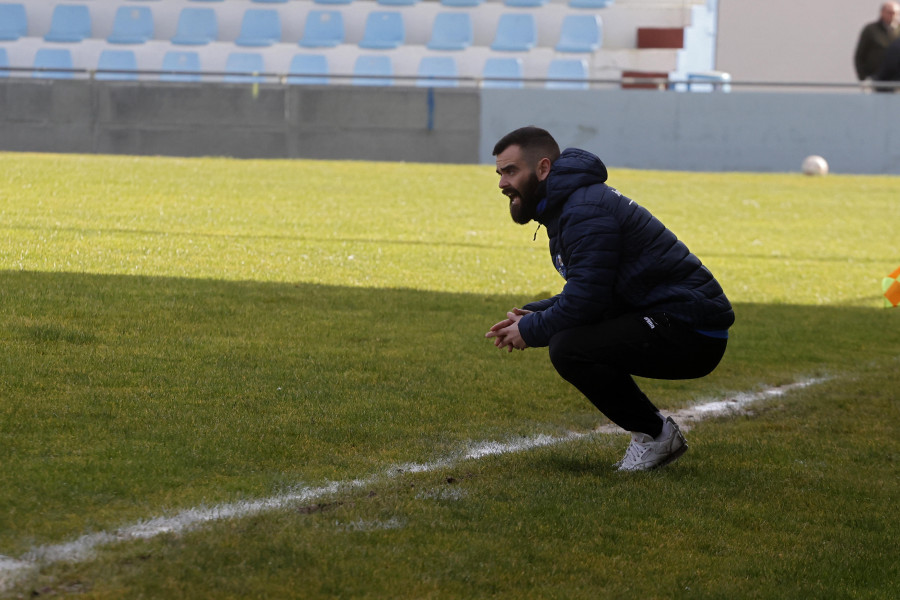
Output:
[504, 0, 546, 6]
[235, 9, 281, 46]
[0, 48, 8, 77]
[417, 56, 458, 87]
[172, 7, 218, 45]
[556, 15, 601, 52]
[353, 55, 392, 86]
[0, 3, 27, 41]
[482, 57, 522, 88]
[491, 14, 536, 51]
[378, 0, 418, 5]
[440, 0, 483, 5]
[108, 6, 154, 44]
[546, 58, 588, 89]
[314, 0, 352, 4]
[359, 11, 403, 50]
[160, 50, 201, 81]
[44, 5, 91, 42]
[252, 0, 288, 3]
[299, 10, 343, 48]
[569, 0, 614, 7]
[427, 13, 472, 51]
[287, 54, 329, 84]
[96, 49, 138, 80]
[225, 52, 265, 83]
[33, 48, 74, 79]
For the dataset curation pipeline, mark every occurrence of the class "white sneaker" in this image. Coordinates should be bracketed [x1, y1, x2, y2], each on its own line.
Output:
[616, 417, 688, 471]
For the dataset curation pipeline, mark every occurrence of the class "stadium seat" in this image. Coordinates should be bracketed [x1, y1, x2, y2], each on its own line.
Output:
[491, 14, 536, 51]
[569, 0, 614, 7]
[0, 3, 27, 41]
[287, 54, 329, 84]
[252, 0, 288, 3]
[33, 48, 74, 79]
[353, 55, 392, 86]
[189, 0, 223, 2]
[235, 9, 281, 47]
[314, 0, 352, 4]
[482, 57, 522, 88]
[378, 0, 419, 5]
[555, 15, 602, 52]
[546, 58, 588, 89]
[108, 6, 154, 44]
[172, 7, 218, 45]
[160, 50, 201, 82]
[427, 13, 472, 51]
[225, 52, 265, 83]
[504, 0, 547, 6]
[359, 12, 404, 50]
[0, 48, 8, 77]
[299, 10, 344, 48]
[44, 4, 91, 43]
[440, 0, 483, 5]
[96, 49, 139, 81]
[417, 56, 458, 87]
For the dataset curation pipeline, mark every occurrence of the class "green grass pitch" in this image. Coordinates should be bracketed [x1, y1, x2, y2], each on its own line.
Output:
[1, 152, 899, 598]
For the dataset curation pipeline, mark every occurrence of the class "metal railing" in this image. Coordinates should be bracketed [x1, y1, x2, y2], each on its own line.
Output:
[5, 66, 900, 93]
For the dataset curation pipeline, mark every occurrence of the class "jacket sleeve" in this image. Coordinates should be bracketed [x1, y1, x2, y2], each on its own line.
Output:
[522, 295, 560, 312]
[518, 201, 621, 347]
[855, 26, 870, 80]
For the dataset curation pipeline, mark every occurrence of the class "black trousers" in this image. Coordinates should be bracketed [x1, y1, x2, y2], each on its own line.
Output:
[547, 312, 728, 437]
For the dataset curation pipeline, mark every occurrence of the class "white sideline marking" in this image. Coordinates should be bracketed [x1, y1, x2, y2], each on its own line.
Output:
[0, 378, 824, 591]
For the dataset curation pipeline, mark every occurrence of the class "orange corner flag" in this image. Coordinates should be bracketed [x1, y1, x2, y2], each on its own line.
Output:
[884, 266, 900, 308]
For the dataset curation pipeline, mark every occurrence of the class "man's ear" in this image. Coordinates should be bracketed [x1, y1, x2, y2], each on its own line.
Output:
[536, 157, 552, 181]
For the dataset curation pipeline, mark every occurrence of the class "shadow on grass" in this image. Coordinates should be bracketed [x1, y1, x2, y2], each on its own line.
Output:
[3, 268, 899, 430]
[3, 268, 899, 435]
[1, 269, 899, 552]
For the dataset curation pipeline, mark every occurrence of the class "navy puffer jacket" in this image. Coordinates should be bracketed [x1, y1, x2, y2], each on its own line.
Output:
[518, 148, 735, 348]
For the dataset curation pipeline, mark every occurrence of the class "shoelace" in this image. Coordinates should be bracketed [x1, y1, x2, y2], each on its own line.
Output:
[621, 438, 650, 467]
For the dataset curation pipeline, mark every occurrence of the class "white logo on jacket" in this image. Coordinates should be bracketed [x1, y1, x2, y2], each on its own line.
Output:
[555, 253, 567, 279]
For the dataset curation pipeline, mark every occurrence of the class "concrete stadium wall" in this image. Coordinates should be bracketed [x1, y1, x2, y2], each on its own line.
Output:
[480, 89, 900, 175]
[1, 80, 898, 175]
[0, 80, 479, 163]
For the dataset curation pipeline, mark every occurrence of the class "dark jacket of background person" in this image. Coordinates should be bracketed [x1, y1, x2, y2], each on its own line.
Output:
[876, 36, 900, 87]
[855, 19, 900, 80]
[517, 148, 735, 348]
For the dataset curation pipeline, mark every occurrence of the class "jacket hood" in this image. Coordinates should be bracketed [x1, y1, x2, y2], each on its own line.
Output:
[537, 148, 608, 218]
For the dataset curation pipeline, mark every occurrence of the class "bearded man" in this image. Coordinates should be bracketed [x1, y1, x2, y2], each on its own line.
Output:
[485, 126, 734, 471]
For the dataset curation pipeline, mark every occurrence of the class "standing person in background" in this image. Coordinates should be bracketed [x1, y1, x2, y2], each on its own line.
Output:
[854, 2, 900, 82]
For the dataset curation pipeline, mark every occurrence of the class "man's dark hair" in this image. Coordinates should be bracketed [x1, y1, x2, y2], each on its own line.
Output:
[492, 126, 561, 163]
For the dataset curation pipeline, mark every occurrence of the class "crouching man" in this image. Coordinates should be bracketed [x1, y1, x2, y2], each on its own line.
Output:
[485, 127, 734, 471]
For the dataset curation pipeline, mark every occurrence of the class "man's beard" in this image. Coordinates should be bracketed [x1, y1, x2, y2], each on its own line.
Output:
[507, 173, 542, 225]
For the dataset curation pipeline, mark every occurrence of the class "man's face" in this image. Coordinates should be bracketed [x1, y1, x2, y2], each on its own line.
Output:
[495, 145, 544, 225]
[882, 3, 899, 26]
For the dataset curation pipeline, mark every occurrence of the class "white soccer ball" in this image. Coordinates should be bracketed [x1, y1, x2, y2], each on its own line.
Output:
[801, 155, 828, 176]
